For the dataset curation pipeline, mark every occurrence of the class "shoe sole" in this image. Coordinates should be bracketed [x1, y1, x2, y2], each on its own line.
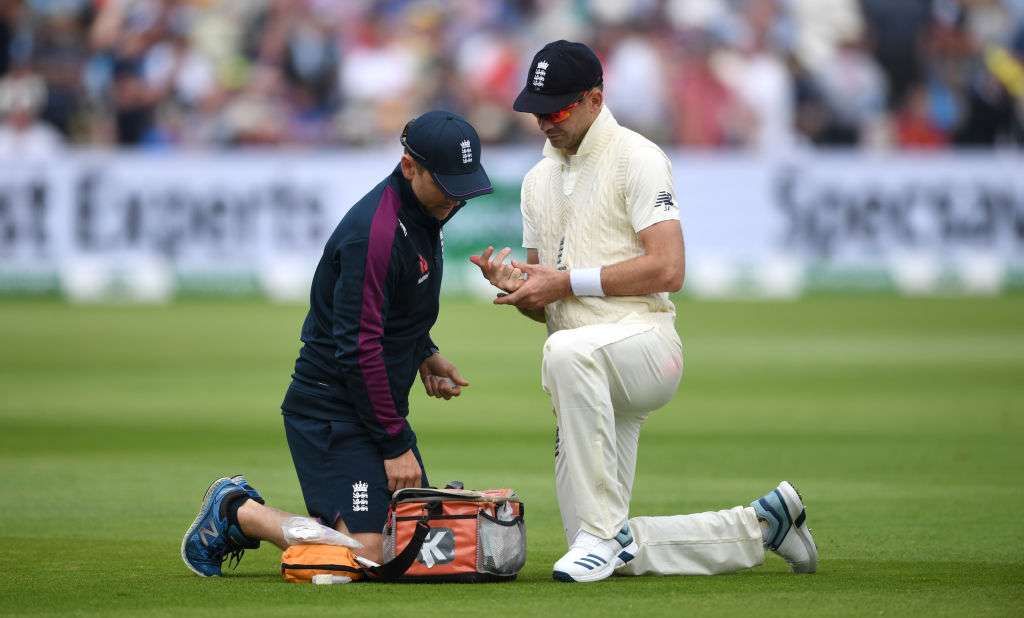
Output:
[777, 481, 818, 574]
[552, 540, 639, 583]
[180, 476, 232, 577]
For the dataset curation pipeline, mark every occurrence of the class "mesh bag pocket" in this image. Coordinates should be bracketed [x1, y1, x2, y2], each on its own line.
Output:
[476, 510, 526, 576]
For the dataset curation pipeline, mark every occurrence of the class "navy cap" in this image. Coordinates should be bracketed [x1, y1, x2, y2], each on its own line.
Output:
[513, 40, 603, 114]
[401, 111, 493, 200]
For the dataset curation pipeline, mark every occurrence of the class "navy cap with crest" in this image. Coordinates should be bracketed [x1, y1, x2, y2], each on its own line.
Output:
[400, 111, 492, 200]
[513, 40, 603, 114]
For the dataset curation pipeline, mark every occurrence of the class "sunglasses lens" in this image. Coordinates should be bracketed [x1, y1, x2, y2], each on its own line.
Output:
[534, 94, 586, 124]
[538, 105, 573, 124]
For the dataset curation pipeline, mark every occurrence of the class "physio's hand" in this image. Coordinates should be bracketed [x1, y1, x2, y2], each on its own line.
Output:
[418, 353, 469, 400]
[469, 246, 525, 293]
[384, 449, 421, 493]
[494, 261, 572, 311]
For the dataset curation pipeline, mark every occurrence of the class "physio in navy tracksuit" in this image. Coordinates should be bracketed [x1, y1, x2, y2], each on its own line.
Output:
[180, 112, 494, 577]
[281, 111, 493, 551]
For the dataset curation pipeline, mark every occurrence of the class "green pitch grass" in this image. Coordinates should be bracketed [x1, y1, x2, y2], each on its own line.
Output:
[2, 295, 1022, 617]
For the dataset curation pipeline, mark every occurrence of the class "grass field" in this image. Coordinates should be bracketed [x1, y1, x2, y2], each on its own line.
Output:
[2, 295, 1023, 616]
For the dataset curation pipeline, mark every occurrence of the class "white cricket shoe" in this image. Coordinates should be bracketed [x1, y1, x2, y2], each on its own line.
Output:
[552, 522, 638, 582]
[751, 480, 818, 573]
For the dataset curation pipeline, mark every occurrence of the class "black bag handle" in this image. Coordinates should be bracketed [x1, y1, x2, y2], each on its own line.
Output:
[364, 501, 441, 581]
[364, 519, 429, 581]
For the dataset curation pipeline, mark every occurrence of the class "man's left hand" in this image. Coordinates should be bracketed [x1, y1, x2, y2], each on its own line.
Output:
[469, 246, 526, 293]
[418, 353, 469, 400]
[493, 261, 572, 311]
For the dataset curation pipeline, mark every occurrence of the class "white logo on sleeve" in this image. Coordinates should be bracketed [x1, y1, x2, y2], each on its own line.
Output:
[352, 481, 369, 512]
[532, 60, 549, 89]
[460, 139, 472, 164]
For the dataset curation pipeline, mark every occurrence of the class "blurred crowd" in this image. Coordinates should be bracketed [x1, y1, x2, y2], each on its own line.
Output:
[1, 0, 1023, 155]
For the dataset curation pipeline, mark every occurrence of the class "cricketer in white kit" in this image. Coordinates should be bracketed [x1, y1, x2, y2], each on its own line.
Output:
[471, 40, 818, 583]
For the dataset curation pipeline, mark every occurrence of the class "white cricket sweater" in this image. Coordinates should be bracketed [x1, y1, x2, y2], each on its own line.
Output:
[521, 106, 681, 333]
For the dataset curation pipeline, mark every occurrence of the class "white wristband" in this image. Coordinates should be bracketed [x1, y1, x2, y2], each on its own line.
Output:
[570, 267, 604, 297]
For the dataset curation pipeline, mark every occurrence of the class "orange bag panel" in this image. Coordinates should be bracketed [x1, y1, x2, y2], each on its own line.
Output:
[392, 500, 484, 577]
[280, 544, 365, 583]
[382, 491, 525, 582]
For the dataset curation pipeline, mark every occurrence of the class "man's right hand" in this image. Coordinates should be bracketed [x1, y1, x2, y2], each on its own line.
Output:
[469, 246, 525, 293]
[383, 449, 421, 493]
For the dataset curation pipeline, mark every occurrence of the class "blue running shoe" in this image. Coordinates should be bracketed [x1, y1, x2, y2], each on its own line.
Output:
[751, 481, 818, 573]
[180, 477, 261, 577]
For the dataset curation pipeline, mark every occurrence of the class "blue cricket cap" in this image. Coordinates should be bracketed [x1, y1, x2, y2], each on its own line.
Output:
[513, 40, 603, 114]
[401, 111, 493, 200]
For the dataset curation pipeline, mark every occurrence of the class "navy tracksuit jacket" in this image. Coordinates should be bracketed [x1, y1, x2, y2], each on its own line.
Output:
[281, 166, 452, 459]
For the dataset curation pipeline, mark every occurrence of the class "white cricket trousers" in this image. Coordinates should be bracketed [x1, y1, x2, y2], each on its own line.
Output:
[542, 314, 765, 576]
